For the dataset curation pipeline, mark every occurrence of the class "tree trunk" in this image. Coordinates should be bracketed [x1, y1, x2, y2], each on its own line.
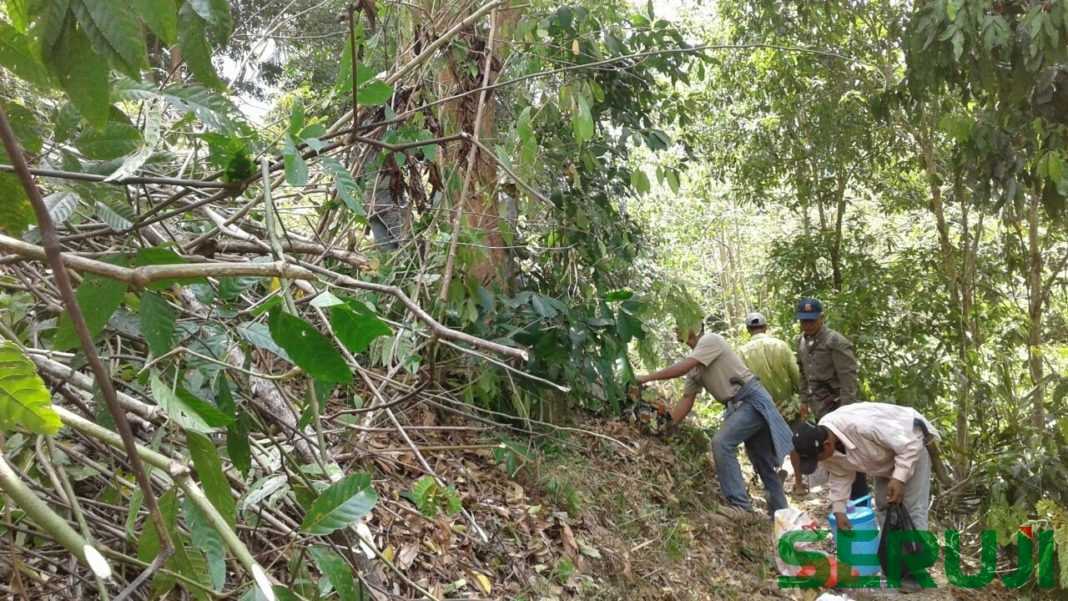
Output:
[440, 7, 522, 289]
[830, 175, 848, 292]
[1026, 192, 1044, 430]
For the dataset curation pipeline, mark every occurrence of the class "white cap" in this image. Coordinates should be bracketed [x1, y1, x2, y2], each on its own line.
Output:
[745, 312, 767, 327]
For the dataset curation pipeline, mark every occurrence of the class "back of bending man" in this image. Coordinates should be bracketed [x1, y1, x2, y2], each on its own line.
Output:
[636, 317, 794, 516]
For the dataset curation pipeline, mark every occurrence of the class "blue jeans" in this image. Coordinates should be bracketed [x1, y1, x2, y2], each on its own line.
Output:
[712, 395, 789, 514]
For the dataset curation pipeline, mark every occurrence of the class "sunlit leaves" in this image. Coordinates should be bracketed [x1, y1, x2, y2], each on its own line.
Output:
[267, 309, 352, 384]
[572, 94, 594, 144]
[356, 80, 393, 106]
[71, 0, 147, 78]
[0, 341, 62, 435]
[282, 136, 308, 186]
[0, 21, 50, 86]
[178, 2, 225, 90]
[301, 472, 377, 535]
[150, 372, 233, 433]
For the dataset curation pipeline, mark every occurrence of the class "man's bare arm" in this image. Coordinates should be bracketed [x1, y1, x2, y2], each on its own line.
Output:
[670, 390, 699, 424]
[637, 357, 701, 384]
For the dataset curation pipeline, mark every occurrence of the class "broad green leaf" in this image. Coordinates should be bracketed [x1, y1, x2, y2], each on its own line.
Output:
[240, 475, 288, 512]
[134, 0, 178, 44]
[118, 81, 241, 134]
[282, 136, 308, 186]
[76, 118, 142, 160]
[356, 80, 393, 106]
[182, 499, 226, 591]
[187, 431, 236, 527]
[0, 341, 62, 435]
[94, 200, 133, 230]
[137, 486, 178, 562]
[0, 101, 42, 162]
[151, 373, 232, 433]
[236, 322, 292, 362]
[321, 157, 364, 217]
[0, 22, 51, 87]
[140, 291, 176, 357]
[178, 3, 225, 89]
[630, 168, 650, 194]
[309, 546, 360, 601]
[71, 0, 147, 77]
[0, 173, 34, 236]
[105, 98, 162, 182]
[216, 377, 251, 477]
[288, 97, 305, 137]
[300, 472, 377, 535]
[46, 24, 110, 128]
[42, 191, 81, 226]
[6, 0, 29, 32]
[267, 309, 352, 384]
[186, 0, 232, 39]
[34, 0, 71, 58]
[406, 475, 461, 518]
[54, 273, 128, 350]
[329, 302, 391, 355]
[572, 94, 594, 144]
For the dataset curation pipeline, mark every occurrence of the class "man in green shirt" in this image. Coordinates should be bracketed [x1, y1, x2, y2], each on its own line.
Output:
[738, 312, 805, 492]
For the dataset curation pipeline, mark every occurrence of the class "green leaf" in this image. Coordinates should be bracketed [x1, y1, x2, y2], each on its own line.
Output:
[236, 322, 292, 362]
[300, 472, 377, 535]
[665, 169, 681, 194]
[182, 498, 226, 591]
[329, 302, 391, 355]
[178, 3, 225, 89]
[322, 157, 364, 217]
[335, 43, 374, 94]
[282, 136, 308, 186]
[151, 373, 231, 433]
[53, 273, 128, 351]
[134, 0, 177, 45]
[216, 377, 251, 477]
[187, 431, 236, 527]
[137, 486, 178, 562]
[267, 309, 353, 384]
[288, 97, 305, 137]
[356, 80, 393, 106]
[309, 546, 360, 601]
[45, 24, 111, 128]
[405, 475, 461, 518]
[94, 200, 133, 230]
[0, 21, 51, 86]
[119, 81, 242, 134]
[185, 0, 232, 40]
[42, 191, 82, 226]
[0, 173, 34, 236]
[572, 94, 594, 144]
[140, 291, 176, 357]
[76, 118, 143, 160]
[0, 341, 62, 435]
[132, 246, 206, 290]
[630, 169, 650, 193]
[71, 0, 147, 77]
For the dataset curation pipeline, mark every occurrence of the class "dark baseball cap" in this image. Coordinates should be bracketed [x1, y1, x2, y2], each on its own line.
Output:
[796, 298, 823, 320]
[792, 422, 827, 475]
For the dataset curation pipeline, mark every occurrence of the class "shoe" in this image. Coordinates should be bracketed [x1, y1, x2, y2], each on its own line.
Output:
[899, 576, 922, 594]
[716, 504, 761, 523]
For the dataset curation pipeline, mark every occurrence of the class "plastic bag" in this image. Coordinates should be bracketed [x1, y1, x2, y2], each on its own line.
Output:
[773, 507, 824, 577]
[877, 503, 923, 581]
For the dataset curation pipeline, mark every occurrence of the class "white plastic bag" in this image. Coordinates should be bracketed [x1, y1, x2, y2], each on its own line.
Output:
[772, 507, 827, 576]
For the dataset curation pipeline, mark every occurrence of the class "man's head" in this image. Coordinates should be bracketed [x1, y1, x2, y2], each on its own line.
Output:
[792, 422, 837, 475]
[676, 321, 704, 349]
[745, 311, 767, 334]
[796, 298, 824, 336]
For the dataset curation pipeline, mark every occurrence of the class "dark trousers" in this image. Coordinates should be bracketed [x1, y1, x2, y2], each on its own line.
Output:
[851, 471, 870, 499]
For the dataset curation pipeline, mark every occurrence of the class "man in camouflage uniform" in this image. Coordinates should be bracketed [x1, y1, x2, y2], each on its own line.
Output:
[795, 298, 869, 499]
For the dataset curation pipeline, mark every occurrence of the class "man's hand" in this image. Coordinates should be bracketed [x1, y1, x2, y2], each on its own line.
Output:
[635, 374, 651, 385]
[799, 404, 810, 419]
[887, 478, 906, 504]
[834, 511, 852, 532]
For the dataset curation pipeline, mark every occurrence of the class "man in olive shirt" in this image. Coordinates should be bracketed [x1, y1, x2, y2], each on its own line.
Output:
[738, 312, 805, 491]
[636, 317, 793, 516]
[795, 298, 869, 498]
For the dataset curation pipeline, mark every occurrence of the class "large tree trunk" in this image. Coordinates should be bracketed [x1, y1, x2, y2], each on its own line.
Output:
[1026, 192, 1044, 430]
[439, 6, 522, 289]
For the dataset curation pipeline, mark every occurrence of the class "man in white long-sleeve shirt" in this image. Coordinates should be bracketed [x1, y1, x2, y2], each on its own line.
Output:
[791, 402, 939, 531]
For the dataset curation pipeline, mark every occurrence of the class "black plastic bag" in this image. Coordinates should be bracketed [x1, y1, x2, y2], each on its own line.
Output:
[878, 503, 923, 582]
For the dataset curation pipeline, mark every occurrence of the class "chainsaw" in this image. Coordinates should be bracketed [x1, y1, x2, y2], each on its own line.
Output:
[627, 383, 673, 436]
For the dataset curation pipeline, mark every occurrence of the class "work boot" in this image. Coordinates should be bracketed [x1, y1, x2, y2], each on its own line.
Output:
[899, 576, 922, 594]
